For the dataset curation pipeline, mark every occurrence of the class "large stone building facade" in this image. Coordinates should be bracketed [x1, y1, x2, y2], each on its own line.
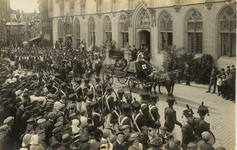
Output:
[49, 0, 236, 68]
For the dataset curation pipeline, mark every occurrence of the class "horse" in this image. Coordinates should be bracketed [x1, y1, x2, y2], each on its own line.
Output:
[147, 69, 179, 96]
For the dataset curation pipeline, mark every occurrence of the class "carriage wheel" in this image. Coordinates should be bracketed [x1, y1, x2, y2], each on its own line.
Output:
[102, 71, 114, 84]
[117, 77, 128, 84]
[128, 78, 140, 93]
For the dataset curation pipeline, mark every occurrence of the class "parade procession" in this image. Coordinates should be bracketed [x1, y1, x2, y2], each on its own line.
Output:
[0, 0, 236, 150]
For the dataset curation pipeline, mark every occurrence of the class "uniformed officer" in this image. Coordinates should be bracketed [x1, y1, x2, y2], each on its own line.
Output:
[83, 78, 93, 96]
[74, 77, 83, 98]
[193, 102, 210, 139]
[140, 92, 150, 124]
[92, 101, 105, 129]
[118, 103, 132, 126]
[104, 86, 115, 115]
[147, 94, 161, 136]
[164, 96, 182, 133]
[181, 104, 196, 150]
[86, 91, 94, 124]
[131, 101, 146, 133]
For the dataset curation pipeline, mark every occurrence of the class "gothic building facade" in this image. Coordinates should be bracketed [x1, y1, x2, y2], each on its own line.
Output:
[49, 0, 236, 68]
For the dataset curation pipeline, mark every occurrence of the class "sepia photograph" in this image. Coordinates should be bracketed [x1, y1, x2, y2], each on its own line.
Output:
[0, 0, 236, 150]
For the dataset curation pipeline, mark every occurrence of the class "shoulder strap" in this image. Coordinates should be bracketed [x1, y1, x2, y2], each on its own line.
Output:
[132, 113, 141, 133]
[149, 105, 156, 121]
[120, 116, 128, 125]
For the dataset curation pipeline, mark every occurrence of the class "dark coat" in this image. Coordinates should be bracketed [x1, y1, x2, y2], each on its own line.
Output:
[193, 117, 210, 138]
[45, 120, 55, 147]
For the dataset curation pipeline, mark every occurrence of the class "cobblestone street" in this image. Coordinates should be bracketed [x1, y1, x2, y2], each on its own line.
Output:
[111, 79, 235, 149]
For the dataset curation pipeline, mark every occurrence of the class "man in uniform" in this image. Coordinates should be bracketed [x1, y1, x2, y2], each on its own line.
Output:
[206, 67, 217, 94]
[118, 103, 132, 126]
[164, 96, 182, 133]
[193, 102, 210, 139]
[86, 91, 94, 124]
[131, 101, 146, 133]
[181, 104, 196, 150]
[92, 101, 105, 129]
[147, 94, 161, 136]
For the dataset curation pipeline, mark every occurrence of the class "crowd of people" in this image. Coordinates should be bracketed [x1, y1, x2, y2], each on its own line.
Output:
[206, 65, 235, 101]
[0, 44, 231, 150]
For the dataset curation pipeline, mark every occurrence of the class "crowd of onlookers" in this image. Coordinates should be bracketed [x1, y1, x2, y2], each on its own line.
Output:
[206, 65, 235, 102]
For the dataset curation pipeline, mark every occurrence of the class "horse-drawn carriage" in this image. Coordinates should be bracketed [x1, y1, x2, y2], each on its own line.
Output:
[102, 60, 177, 95]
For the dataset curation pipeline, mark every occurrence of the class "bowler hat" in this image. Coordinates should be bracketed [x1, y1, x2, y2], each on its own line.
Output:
[61, 133, 74, 146]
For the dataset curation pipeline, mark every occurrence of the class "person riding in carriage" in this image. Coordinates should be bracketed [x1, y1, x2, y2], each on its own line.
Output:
[135, 49, 152, 81]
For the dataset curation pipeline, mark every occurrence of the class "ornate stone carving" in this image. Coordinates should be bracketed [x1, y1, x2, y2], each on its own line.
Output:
[187, 9, 202, 21]
[112, 12, 116, 17]
[97, 13, 102, 18]
[137, 9, 150, 28]
[148, 8, 156, 26]
[174, 5, 182, 13]
[205, 3, 213, 10]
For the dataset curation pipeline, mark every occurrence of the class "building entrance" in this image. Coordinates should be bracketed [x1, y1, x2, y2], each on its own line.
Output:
[139, 30, 150, 61]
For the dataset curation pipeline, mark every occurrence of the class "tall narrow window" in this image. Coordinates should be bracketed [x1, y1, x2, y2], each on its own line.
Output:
[119, 14, 129, 48]
[88, 17, 95, 46]
[160, 11, 172, 50]
[104, 16, 112, 43]
[58, 19, 63, 41]
[74, 18, 80, 48]
[219, 6, 236, 57]
[187, 9, 203, 54]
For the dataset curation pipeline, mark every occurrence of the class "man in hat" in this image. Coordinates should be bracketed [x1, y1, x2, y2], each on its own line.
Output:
[118, 103, 132, 126]
[73, 77, 83, 98]
[45, 112, 57, 147]
[113, 131, 126, 150]
[206, 67, 217, 93]
[164, 96, 182, 133]
[193, 102, 210, 138]
[58, 133, 74, 149]
[147, 94, 160, 136]
[35, 119, 46, 133]
[196, 131, 215, 150]
[131, 101, 146, 133]
[83, 78, 93, 96]
[181, 104, 196, 150]
[103, 85, 115, 116]
[92, 101, 105, 129]
[49, 127, 62, 146]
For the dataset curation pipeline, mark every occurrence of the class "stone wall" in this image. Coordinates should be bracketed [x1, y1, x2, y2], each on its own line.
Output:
[51, 0, 236, 69]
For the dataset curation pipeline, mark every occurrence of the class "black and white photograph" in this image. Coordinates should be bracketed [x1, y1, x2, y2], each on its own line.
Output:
[0, 0, 236, 150]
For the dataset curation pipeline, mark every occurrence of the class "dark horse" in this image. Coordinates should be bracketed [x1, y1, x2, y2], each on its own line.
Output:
[147, 70, 178, 96]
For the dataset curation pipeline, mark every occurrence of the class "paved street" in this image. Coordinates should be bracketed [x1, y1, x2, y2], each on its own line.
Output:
[111, 78, 235, 149]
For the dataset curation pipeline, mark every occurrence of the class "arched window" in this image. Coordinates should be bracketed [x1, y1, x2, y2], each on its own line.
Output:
[219, 6, 236, 57]
[65, 24, 72, 35]
[74, 18, 80, 49]
[88, 17, 95, 46]
[160, 11, 172, 50]
[186, 9, 203, 54]
[58, 19, 63, 42]
[104, 16, 112, 43]
[118, 14, 129, 48]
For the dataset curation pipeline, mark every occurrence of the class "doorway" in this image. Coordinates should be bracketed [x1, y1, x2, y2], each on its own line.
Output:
[139, 30, 150, 49]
